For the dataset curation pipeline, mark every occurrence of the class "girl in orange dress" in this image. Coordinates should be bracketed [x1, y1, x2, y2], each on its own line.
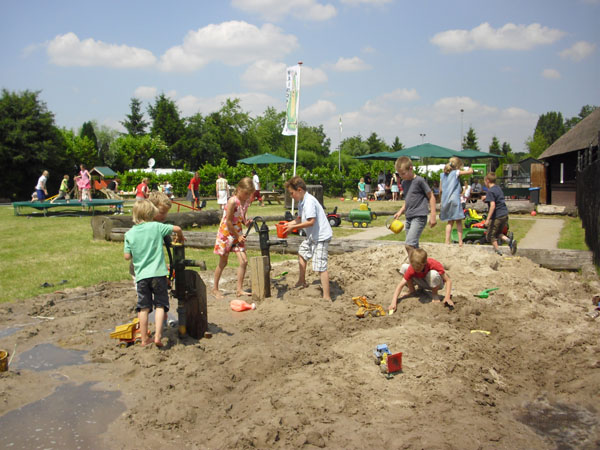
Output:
[212, 177, 255, 299]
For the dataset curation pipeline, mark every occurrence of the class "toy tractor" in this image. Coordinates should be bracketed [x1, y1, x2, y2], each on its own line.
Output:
[110, 318, 148, 348]
[327, 206, 341, 227]
[451, 218, 511, 245]
[348, 203, 377, 228]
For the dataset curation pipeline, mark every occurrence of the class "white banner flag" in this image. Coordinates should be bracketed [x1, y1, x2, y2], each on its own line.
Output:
[282, 65, 300, 136]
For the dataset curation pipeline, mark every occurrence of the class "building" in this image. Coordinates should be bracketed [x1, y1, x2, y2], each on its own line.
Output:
[538, 108, 600, 206]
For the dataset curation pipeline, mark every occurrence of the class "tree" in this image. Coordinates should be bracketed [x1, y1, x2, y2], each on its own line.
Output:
[0, 89, 66, 199]
[340, 135, 369, 156]
[489, 136, 501, 155]
[535, 111, 565, 146]
[298, 124, 331, 159]
[92, 121, 121, 165]
[148, 93, 185, 149]
[250, 107, 290, 155]
[80, 121, 98, 155]
[121, 97, 148, 137]
[565, 105, 598, 131]
[501, 141, 512, 157]
[109, 135, 169, 172]
[525, 129, 548, 158]
[390, 137, 404, 151]
[462, 127, 479, 150]
[366, 132, 388, 154]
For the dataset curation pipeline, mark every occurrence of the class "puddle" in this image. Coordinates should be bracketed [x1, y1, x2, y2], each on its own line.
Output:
[0, 381, 126, 449]
[14, 343, 88, 371]
[517, 398, 599, 449]
[0, 326, 21, 339]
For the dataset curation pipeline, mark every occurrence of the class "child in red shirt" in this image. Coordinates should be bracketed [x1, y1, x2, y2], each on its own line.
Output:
[389, 248, 454, 312]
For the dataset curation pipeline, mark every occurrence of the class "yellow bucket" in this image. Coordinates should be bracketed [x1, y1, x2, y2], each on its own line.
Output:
[0, 350, 8, 372]
[386, 217, 404, 234]
[359, 203, 368, 211]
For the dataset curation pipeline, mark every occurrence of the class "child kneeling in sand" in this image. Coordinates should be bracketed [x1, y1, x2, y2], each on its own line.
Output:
[389, 248, 453, 312]
[124, 199, 184, 347]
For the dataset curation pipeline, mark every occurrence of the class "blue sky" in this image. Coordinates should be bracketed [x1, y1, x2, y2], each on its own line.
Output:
[2, 0, 599, 154]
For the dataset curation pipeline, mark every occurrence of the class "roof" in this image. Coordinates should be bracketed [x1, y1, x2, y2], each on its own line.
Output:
[91, 166, 118, 177]
[539, 108, 600, 159]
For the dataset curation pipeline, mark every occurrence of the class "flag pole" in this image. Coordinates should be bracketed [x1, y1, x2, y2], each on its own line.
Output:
[291, 61, 302, 213]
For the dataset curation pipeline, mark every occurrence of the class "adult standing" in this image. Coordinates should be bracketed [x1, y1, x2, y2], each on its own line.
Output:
[35, 170, 49, 201]
[251, 170, 264, 207]
[215, 172, 229, 211]
[186, 172, 201, 209]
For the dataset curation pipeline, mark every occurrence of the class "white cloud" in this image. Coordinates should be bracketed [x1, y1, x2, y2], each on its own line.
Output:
[559, 41, 596, 61]
[381, 88, 420, 102]
[340, 0, 392, 4]
[177, 92, 282, 118]
[134, 86, 158, 99]
[159, 21, 298, 72]
[430, 22, 566, 53]
[302, 100, 337, 120]
[242, 60, 327, 90]
[232, 0, 336, 21]
[542, 68, 561, 79]
[332, 56, 371, 71]
[47, 32, 156, 68]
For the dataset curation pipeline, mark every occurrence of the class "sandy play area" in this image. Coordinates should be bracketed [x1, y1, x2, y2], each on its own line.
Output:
[1, 243, 599, 449]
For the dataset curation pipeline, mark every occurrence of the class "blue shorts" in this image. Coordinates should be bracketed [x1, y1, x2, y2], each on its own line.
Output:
[36, 189, 46, 201]
[136, 276, 170, 312]
[405, 216, 427, 247]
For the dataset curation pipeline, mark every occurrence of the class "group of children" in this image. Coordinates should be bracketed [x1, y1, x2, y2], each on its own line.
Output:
[124, 156, 517, 346]
[32, 164, 93, 203]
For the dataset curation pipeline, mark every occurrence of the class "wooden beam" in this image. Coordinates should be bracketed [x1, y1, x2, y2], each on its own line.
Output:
[249, 256, 270, 301]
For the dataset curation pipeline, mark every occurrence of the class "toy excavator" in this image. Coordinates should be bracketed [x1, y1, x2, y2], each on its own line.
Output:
[352, 296, 386, 318]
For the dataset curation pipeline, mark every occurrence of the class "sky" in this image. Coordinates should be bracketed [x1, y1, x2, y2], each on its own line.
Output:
[2, 0, 599, 155]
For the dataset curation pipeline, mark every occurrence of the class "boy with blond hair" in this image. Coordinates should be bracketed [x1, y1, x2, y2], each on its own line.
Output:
[389, 248, 453, 312]
[124, 199, 184, 347]
[393, 156, 437, 256]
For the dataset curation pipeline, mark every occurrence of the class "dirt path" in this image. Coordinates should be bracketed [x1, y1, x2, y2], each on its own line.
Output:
[518, 218, 564, 249]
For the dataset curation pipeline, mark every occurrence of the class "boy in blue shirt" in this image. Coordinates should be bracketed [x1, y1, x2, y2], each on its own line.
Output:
[284, 176, 333, 301]
[124, 199, 184, 347]
[484, 173, 517, 255]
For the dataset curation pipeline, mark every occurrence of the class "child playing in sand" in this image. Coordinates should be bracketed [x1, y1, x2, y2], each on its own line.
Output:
[440, 156, 473, 246]
[484, 173, 517, 255]
[212, 177, 255, 299]
[393, 156, 437, 256]
[389, 248, 453, 312]
[124, 199, 184, 347]
[284, 176, 333, 301]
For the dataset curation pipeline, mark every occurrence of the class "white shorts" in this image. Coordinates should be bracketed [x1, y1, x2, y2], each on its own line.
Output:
[298, 238, 330, 272]
[399, 263, 444, 291]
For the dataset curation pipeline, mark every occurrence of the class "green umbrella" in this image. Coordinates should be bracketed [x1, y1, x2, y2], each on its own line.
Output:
[237, 152, 294, 165]
[457, 149, 504, 159]
[387, 143, 461, 159]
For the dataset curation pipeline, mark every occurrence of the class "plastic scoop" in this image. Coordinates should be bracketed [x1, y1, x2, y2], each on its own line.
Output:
[474, 288, 499, 298]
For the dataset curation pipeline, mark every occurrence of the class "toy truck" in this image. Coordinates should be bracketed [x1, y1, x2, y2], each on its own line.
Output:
[348, 203, 377, 228]
[110, 318, 146, 348]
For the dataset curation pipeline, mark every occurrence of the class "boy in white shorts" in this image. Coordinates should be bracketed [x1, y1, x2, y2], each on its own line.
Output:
[284, 176, 333, 301]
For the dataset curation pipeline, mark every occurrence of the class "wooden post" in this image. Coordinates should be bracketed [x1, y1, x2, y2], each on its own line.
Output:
[249, 256, 271, 301]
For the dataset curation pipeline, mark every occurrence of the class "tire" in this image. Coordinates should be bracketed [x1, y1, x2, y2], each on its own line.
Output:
[371, 213, 377, 220]
[353, 222, 359, 228]
[361, 222, 368, 228]
[465, 239, 474, 245]
[336, 218, 342, 227]
[329, 217, 337, 227]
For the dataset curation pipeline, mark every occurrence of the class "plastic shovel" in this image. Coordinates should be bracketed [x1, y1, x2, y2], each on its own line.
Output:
[474, 288, 499, 299]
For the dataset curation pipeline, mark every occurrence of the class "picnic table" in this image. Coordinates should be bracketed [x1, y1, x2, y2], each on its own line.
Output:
[260, 190, 283, 205]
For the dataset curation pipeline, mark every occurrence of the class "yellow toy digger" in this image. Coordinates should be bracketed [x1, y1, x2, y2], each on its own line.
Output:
[110, 318, 148, 348]
[352, 296, 386, 318]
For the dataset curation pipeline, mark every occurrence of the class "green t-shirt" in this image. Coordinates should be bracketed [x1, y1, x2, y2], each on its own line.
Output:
[124, 222, 174, 281]
[59, 179, 69, 192]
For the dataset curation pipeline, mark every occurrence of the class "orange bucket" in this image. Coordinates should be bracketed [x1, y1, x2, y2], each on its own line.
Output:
[276, 221, 289, 238]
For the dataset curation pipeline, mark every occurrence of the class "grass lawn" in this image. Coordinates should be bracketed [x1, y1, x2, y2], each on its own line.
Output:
[0, 197, 591, 302]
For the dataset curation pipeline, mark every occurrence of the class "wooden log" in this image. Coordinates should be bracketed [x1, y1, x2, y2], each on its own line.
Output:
[249, 256, 271, 301]
[103, 229, 595, 271]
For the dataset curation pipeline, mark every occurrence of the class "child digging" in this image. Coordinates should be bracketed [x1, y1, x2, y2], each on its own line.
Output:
[124, 199, 184, 347]
[389, 248, 454, 313]
[212, 177, 255, 299]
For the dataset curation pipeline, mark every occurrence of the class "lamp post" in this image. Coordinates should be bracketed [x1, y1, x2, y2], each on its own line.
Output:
[419, 133, 426, 144]
[460, 109, 464, 150]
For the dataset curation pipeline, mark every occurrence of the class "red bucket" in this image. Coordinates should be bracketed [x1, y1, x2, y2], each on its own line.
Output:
[276, 221, 289, 238]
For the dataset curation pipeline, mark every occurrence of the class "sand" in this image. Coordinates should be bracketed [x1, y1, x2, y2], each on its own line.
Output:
[1, 243, 599, 449]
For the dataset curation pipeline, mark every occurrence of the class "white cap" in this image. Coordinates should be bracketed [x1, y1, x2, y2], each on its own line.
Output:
[251, 303, 256, 310]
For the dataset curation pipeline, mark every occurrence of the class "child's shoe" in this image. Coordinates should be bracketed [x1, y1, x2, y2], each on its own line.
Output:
[510, 239, 518, 255]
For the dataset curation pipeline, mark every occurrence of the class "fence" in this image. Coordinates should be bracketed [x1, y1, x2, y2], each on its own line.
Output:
[576, 158, 600, 265]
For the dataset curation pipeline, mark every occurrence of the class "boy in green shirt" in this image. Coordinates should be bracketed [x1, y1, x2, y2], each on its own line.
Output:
[124, 199, 184, 347]
[51, 175, 70, 203]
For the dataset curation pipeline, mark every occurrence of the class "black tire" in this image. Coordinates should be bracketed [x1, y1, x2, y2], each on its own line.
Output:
[371, 213, 377, 220]
[329, 217, 337, 227]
